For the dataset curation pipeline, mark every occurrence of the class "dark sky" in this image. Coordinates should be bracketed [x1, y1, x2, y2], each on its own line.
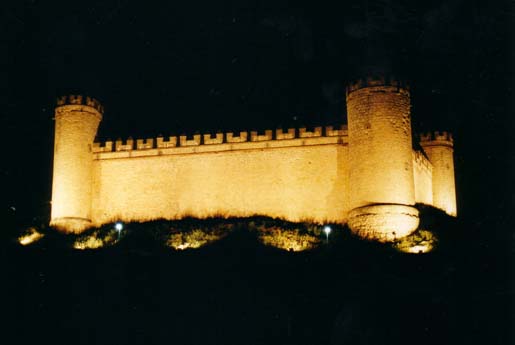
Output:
[1, 0, 512, 233]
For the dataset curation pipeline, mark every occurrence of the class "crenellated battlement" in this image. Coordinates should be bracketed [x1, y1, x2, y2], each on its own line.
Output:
[115, 138, 134, 151]
[299, 127, 322, 138]
[180, 134, 202, 146]
[226, 131, 248, 143]
[203, 133, 224, 145]
[413, 150, 433, 173]
[92, 141, 113, 153]
[56, 95, 104, 114]
[325, 125, 348, 137]
[136, 138, 154, 149]
[156, 136, 178, 148]
[250, 130, 273, 142]
[346, 76, 409, 96]
[92, 125, 349, 154]
[419, 131, 453, 147]
[276, 128, 296, 140]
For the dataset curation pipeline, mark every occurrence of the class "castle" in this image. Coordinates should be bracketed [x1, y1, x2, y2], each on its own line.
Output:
[50, 76, 457, 242]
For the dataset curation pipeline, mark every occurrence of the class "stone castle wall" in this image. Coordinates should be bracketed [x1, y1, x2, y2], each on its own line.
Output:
[88, 127, 433, 227]
[50, 97, 102, 232]
[346, 83, 415, 208]
[412, 150, 433, 206]
[420, 132, 457, 216]
[49, 92, 456, 235]
[90, 129, 350, 225]
[345, 79, 420, 240]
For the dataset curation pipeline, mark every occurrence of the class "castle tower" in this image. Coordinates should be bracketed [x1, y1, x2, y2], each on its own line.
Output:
[50, 95, 103, 232]
[420, 132, 457, 216]
[346, 76, 419, 241]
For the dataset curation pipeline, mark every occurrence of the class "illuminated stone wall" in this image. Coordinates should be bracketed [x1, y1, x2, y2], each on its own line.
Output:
[346, 80, 416, 207]
[345, 78, 419, 241]
[49, 93, 457, 238]
[50, 96, 103, 232]
[90, 128, 350, 226]
[87, 129, 439, 229]
[413, 150, 433, 205]
[420, 132, 457, 216]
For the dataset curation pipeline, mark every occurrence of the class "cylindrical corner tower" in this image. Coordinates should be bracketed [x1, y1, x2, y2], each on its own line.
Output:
[346, 76, 419, 241]
[420, 131, 457, 216]
[50, 95, 103, 233]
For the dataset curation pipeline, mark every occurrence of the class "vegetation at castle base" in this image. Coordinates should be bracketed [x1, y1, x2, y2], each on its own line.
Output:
[393, 229, 437, 253]
[247, 217, 324, 251]
[17, 226, 45, 246]
[253, 226, 320, 252]
[10, 204, 466, 259]
[5, 208, 505, 345]
[166, 222, 235, 250]
[414, 203, 460, 253]
[10, 210, 454, 256]
[12, 216, 342, 253]
[73, 227, 119, 250]
[11, 212, 460, 258]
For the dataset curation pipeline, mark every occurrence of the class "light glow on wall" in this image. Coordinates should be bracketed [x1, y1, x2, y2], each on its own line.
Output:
[404, 244, 431, 254]
[394, 229, 437, 254]
[348, 204, 420, 242]
[90, 143, 348, 230]
[73, 234, 104, 250]
[167, 229, 228, 250]
[18, 227, 44, 246]
[73, 228, 119, 250]
[256, 227, 321, 252]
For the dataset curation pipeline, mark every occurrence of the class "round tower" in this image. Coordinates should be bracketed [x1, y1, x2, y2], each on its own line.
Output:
[346, 76, 419, 241]
[50, 95, 103, 233]
[419, 131, 457, 216]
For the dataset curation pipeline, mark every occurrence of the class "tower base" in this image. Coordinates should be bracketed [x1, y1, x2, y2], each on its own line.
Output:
[348, 204, 419, 242]
[50, 217, 92, 234]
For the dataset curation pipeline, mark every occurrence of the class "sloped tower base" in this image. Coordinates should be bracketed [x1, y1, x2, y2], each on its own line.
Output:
[50, 217, 92, 234]
[348, 204, 419, 242]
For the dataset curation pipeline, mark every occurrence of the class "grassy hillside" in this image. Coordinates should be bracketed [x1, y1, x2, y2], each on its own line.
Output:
[3, 209, 510, 345]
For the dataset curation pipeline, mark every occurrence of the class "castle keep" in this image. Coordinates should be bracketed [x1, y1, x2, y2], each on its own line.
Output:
[50, 77, 457, 242]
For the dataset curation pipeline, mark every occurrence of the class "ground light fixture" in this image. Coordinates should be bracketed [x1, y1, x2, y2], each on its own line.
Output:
[115, 222, 124, 239]
[323, 225, 331, 243]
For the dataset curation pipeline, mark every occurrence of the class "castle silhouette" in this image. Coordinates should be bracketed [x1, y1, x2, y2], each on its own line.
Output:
[50, 76, 456, 242]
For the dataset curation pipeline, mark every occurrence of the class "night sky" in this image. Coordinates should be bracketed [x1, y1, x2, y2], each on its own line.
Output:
[2, 1, 512, 240]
